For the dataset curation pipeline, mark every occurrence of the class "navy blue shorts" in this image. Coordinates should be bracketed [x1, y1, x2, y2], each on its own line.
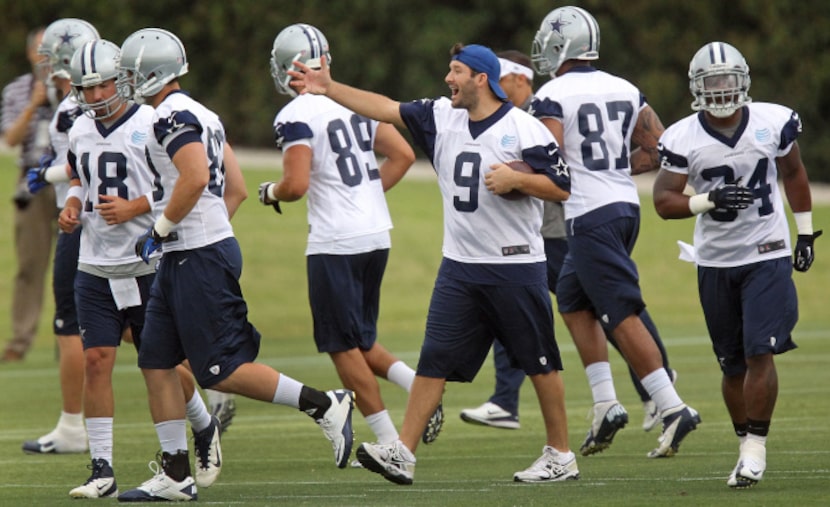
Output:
[418, 265, 562, 382]
[307, 249, 387, 353]
[53, 228, 80, 336]
[544, 237, 568, 294]
[74, 270, 153, 351]
[138, 238, 261, 388]
[698, 257, 798, 376]
[556, 215, 645, 330]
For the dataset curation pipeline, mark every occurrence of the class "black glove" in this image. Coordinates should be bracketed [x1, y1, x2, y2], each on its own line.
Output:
[708, 184, 755, 210]
[258, 182, 282, 214]
[793, 230, 822, 272]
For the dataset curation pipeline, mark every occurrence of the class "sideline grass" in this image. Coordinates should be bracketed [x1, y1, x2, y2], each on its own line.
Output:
[0, 153, 828, 505]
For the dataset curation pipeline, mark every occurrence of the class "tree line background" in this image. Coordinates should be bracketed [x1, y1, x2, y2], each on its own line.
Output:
[3, 0, 829, 181]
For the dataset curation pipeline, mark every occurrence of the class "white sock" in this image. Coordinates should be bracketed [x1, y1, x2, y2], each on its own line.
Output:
[86, 417, 113, 464]
[640, 369, 683, 413]
[585, 362, 617, 403]
[272, 373, 303, 408]
[387, 361, 415, 392]
[365, 410, 399, 444]
[58, 410, 85, 431]
[155, 420, 188, 455]
[186, 392, 212, 433]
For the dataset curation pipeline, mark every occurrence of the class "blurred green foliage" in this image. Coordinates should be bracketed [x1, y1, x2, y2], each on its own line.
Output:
[3, 0, 829, 180]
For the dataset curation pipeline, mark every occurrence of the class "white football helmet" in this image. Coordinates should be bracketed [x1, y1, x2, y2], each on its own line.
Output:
[270, 23, 331, 97]
[38, 18, 100, 80]
[70, 40, 126, 120]
[118, 28, 188, 103]
[531, 6, 600, 77]
[689, 41, 751, 118]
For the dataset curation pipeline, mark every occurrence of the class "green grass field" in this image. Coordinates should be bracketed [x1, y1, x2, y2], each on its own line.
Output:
[1, 152, 828, 506]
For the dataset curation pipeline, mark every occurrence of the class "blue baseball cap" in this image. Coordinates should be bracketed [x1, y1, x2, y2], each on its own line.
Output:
[452, 44, 508, 101]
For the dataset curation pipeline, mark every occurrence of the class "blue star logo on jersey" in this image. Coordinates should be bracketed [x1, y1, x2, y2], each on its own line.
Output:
[549, 14, 571, 35]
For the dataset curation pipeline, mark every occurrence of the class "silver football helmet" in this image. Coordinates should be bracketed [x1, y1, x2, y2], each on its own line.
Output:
[270, 23, 331, 97]
[118, 28, 188, 103]
[689, 42, 751, 118]
[38, 18, 100, 80]
[531, 6, 600, 77]
[70, 40, 126, 120]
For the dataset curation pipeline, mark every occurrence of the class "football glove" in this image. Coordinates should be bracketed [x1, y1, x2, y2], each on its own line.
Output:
[708, 183, 755, 210]
[793, 230, 822, 272]
[26, 154, 55, 194]
[135, 226, 177, 264]
[258, 181, 282, 214]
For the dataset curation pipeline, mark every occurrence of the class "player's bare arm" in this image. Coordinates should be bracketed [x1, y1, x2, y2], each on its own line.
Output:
[630, 105, 665, 175]
[374, 123, 415, 192]
[778, 142, 812, 213]
[653, 169, 693, 219]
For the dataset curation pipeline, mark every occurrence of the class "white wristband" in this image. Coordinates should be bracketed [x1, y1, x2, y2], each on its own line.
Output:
[793, 211, 813, 235]
[44, 164, 70, 183]
[154, 214, 177, 237]
[688, 193, 716, 215]
[64, 185, 84, 206]
[267, 183, 277, 202]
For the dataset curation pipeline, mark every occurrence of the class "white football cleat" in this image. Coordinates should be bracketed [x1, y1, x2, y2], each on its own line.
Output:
[460, 401, 520, 429]
[514, 446, 580, 482]
[69, 458, 118, 498]
[22, 425, 88, 454]
[317, 389, 355, 468]
[356, 440, 416, 485]
[192, 415, 222, 488]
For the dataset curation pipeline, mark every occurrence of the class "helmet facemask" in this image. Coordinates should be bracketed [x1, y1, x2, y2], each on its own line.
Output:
[689, 42, 751, 118]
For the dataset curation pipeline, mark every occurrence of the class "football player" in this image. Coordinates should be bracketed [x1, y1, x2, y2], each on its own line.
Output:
[291, 42, 576, 485]
[530, 5, 700, 458]
[116, 28, 355, 502]
[21, 18, 98, 457]
[59, 39, 221, 498]
[654, 41, 819, 488]
[460, 50, 677, 434]
[259, 24, 444, 458]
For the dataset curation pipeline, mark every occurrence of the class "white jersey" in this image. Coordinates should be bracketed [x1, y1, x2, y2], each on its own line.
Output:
[533, 67, 643, 221]
[274, 94, 392, 255]
[399, 98, 569, 264]
[67, 104, 158, 266]
[145, 91, 234, 252]
[659, 103, 799, 267]
[49, 94, 84, 207]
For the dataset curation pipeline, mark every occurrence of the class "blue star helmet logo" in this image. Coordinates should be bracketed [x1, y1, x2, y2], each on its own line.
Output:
[549, 14, 570, 36]
[58, 29, 80, 47]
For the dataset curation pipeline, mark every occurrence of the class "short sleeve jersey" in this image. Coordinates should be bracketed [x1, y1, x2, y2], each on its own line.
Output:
[67, 103, 158, 265]
[274, 94, 392, 255]
[532, 67, 644, 221]
[658, 103, 799, 267]
[400, 98, 569, 264]
[144, 90, 234, 252]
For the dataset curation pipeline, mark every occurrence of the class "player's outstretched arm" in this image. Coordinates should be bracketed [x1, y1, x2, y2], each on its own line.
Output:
[289, 57, 406, 130]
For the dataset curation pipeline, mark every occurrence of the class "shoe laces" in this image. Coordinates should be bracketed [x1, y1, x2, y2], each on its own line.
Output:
[192, 424, 215, 470]
[83, 459, 110, 483]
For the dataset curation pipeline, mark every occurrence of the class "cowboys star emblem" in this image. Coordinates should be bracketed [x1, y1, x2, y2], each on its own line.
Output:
[551, 157, 569, 177]
[549, 14, 571, 35]
[58, 29, 80, 47]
